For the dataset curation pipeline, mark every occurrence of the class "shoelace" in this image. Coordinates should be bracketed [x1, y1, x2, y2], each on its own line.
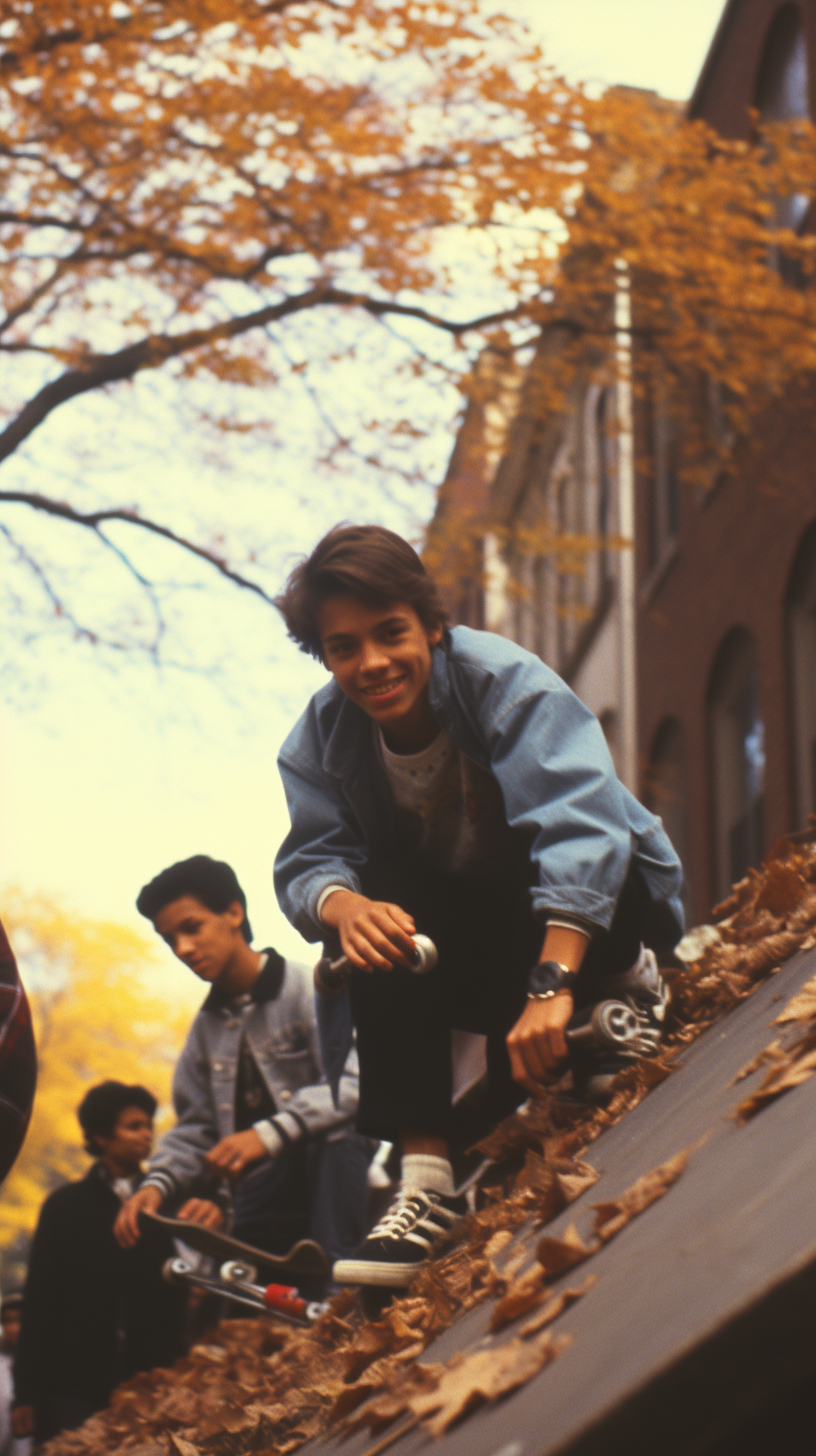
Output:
[368, 1187, 432, 1241]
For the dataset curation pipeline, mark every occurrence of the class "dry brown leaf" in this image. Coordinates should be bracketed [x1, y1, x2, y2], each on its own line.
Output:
[775, 974, 816, 1024]
[168, 1439, 200, 1456]
[519, 1273, 596, 1335]
[591, 1147, 691, 1241]
[342, 1360, 443, 1436]
[735, 1028, 816, 1121]
[490, 1265, 549, 1330]
[483, 1229, 514, 1260]
[556, 1159, 599, 1204]
[754, 860, 808, 915]
[535, 1221, 598, 1275]
[409, 1331, 567, 1436]
[731, 1039, 785, 1082]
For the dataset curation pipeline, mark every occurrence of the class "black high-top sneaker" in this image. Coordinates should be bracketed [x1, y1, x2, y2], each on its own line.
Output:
[332, 1185, 467, 1287]
[577, 945, 670, 1103]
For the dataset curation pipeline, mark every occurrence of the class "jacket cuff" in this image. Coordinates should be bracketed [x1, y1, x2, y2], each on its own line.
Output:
[253, 1119, 285, 1158]
[141, 1171, 174, 1200]
[269, 1110, 308, 1146]
[545, 914, 593, 939]
[316, 884, 355, 923]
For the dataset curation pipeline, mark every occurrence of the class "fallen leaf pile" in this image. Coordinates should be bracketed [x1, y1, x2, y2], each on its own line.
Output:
[41, 825, 816, 1456]
[669, 826, 816, 1037]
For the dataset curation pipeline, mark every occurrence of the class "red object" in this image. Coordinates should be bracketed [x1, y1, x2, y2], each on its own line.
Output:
[263, 1283, 308, 1318]
[0, 916, 36, 1183]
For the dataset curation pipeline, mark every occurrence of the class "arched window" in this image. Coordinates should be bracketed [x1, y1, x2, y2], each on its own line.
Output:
[644, 718, 689, 888]
[755, 3, 809, 121]
[755, 5, 810, 247]
[786, 520, 816, 828]
[708, 629, 766, 899]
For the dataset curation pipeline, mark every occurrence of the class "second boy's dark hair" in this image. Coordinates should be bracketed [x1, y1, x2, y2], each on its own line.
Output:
[136, 855, 253, 943]
[275, 524, 449, 659]
[77, 1081, 157, 1157]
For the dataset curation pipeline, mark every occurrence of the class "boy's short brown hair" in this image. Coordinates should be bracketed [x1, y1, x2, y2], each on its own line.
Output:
[275, 524, 449, 659]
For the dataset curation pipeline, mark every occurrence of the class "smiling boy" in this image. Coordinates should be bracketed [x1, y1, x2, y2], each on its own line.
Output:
[274, 525, 684, 1287]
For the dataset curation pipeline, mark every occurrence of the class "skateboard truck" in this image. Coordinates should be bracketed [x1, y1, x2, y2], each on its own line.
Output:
[314, 933, 438, 993]
[162, 1254, 329, 1325]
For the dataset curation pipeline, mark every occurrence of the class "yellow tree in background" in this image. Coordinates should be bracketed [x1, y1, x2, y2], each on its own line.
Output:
[0, 890, 190, 1289]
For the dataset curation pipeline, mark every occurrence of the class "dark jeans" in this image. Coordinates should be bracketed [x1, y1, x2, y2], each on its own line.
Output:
[349, 856, 682, 1141]
[231, 1130, 373, 1278]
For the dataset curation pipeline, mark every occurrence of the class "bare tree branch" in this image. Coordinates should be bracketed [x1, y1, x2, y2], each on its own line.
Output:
[0, 491, 277, 605]
[0, 287, 526, 465]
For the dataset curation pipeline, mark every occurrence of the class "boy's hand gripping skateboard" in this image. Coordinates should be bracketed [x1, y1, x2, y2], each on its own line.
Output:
[142, 1211, 331, 1326]
[314, 932, 438, 992]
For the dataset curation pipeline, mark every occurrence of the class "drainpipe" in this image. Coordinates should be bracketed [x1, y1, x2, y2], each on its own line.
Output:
[615, 259, 638, 795]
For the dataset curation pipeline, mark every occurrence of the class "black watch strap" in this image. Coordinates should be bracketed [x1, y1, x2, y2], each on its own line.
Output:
[527, 959, 576, 999]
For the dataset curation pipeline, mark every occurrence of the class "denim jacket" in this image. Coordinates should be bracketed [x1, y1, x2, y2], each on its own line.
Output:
[143, 953, 359, 1203]
[275, 626, 684, 941]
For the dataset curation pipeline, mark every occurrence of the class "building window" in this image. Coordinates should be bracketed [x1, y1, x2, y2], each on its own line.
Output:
[644, 717, 689, 879]
[755, 3, 809, 122]
[786, 519, 816, 828]
[755, 4, 810, 268]
[595, 386, 614, 586]
[644, 379, 680, 577]
[708, 628, 766, 900]
[599, 708, 619, 777]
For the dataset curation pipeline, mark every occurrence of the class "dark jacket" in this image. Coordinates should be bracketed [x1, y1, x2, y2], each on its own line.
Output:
[15, 1164, 185, 1422]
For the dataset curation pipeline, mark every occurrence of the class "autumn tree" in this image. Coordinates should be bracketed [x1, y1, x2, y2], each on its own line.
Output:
[0, 890, 190, 1286]
[1, 2, 815, 656]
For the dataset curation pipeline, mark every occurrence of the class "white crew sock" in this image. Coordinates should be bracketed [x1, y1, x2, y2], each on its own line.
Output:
[400, 1153, 455, 1198]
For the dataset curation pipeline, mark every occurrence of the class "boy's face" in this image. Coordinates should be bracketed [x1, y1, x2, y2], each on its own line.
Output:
[96, 1105, 154, 1173]
[153, 895, 246, 982]
[318, 596, 442, 730]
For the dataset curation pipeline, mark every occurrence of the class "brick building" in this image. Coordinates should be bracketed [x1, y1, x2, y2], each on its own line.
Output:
[429, 1, 816, 926]
[640, 0, 816, 923]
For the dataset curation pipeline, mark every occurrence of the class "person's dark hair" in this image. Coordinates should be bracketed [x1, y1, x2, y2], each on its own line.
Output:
[77, 1081, 157, 1158]
[275, 524, 449, 659]
[136, 855, 253, 943]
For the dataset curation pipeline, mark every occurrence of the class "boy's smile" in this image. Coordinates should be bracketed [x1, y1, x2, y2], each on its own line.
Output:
[318, 596, 443, 752]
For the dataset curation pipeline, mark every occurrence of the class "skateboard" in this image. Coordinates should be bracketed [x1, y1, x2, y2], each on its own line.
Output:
[142, 1212, 331, 1325]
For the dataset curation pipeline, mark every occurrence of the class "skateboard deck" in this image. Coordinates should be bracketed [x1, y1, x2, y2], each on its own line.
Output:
[141, 1211, 330, 1280]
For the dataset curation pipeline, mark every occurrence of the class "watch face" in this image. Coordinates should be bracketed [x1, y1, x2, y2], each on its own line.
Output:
[528, 960, 567, 997]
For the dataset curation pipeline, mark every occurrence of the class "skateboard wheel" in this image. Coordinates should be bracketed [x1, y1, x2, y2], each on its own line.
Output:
[591, 1000, 640, 1049]
[220, 1258, 258, 1286]
[163, 1256, 193, 1286]
[409, 934, 437, 974]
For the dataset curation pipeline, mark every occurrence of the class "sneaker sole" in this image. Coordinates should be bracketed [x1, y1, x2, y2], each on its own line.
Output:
[332, 1257, 426, 1287]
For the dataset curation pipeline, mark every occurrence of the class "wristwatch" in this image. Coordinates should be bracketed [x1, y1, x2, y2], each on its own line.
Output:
[527, 959, 577, 1000]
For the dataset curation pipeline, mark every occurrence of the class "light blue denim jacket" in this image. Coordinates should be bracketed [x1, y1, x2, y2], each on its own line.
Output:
[142, 956, 359, 1203]
[275, 626, 684, 942]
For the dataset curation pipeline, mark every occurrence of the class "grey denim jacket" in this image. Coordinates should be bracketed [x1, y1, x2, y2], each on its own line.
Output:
[274, 626, 685, 942]
[143, 953, 359, 1202]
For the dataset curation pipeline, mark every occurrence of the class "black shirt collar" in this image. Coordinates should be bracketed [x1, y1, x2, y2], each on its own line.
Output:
[201, 948, 285, 1013]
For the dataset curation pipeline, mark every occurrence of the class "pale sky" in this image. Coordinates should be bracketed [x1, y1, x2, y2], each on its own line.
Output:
[0, 1, 727, 1001]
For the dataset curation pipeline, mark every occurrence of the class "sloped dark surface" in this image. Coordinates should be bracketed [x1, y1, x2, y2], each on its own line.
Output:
[307, 941, 816, 1456]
